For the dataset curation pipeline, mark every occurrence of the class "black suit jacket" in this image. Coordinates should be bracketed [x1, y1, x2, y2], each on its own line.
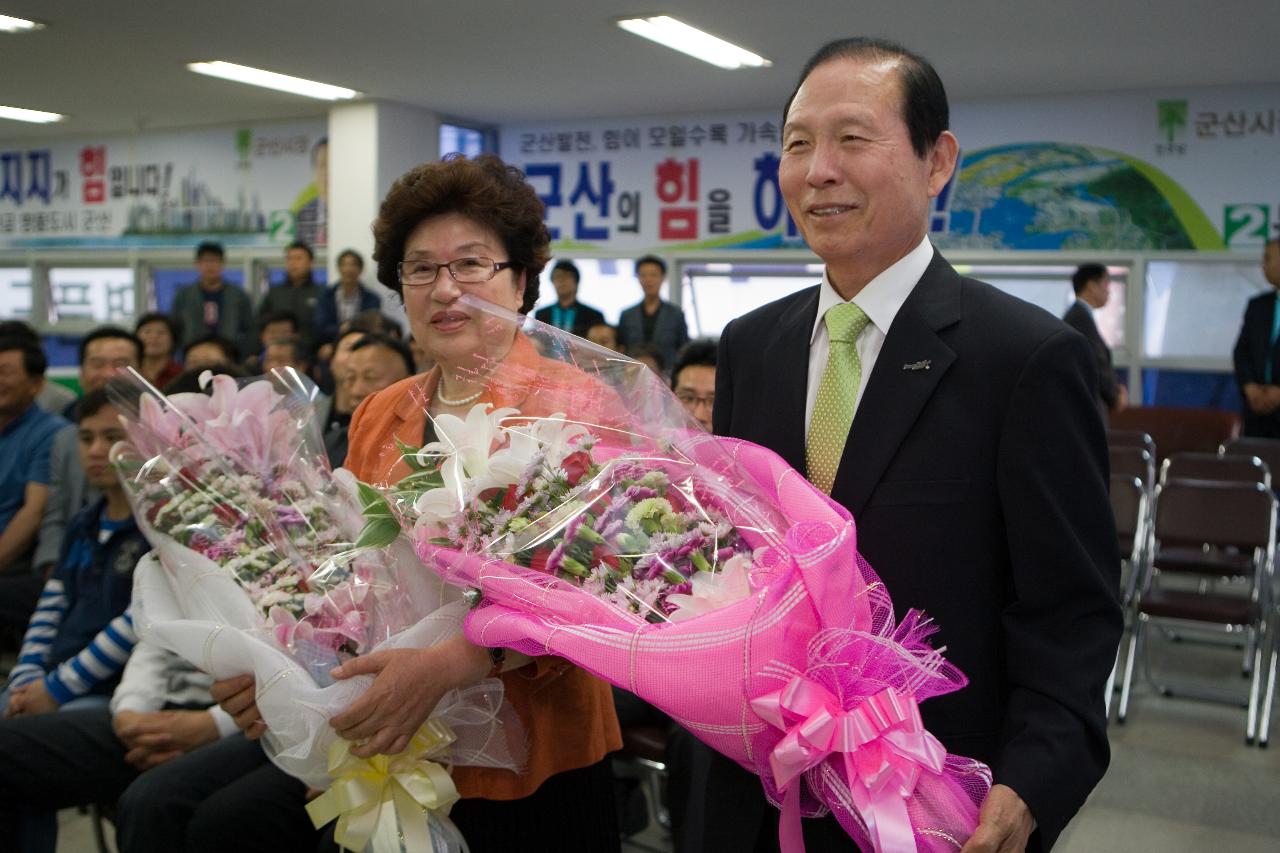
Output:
[1232, 290, 1280, 437]
[714, 253, 1122, 850]
[1062, 300, 1119, 414]
[533, 300, 607, 339]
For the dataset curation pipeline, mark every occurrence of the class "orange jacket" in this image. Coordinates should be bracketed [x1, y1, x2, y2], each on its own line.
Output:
[345, 333, 623, 800]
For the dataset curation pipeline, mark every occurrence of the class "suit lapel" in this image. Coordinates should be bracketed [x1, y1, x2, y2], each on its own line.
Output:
[765, 287, 821, 473]
[833, 255, 961, 517]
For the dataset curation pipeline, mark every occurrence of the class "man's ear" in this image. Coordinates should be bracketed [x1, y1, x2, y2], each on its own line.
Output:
[927, 131, 960, 198]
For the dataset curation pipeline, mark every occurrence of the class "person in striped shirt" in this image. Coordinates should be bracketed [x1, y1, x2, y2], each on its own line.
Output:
[2, 385, 144, 717]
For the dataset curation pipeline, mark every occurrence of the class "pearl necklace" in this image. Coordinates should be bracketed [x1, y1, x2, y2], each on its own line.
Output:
[434, 384, 484, 407]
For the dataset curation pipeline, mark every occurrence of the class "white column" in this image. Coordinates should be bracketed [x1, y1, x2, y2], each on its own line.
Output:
[327, 100, 441, 326]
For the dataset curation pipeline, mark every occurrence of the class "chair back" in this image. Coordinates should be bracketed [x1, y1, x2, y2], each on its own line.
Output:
[1110, 475, 1146, 561]
[1153, 480, 1276, 554]
[1110, 407, 1240, 463]
[1221, 437, 1280, 488]
[1110, 446, 1155, 491]
[1108, 429, 1156, 456]
[1160, 452, 1270, 489]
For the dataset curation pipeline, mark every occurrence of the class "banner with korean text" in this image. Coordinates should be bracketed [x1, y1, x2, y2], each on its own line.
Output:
[499, 84, 1280, 253]
[0, 119, 327, 250]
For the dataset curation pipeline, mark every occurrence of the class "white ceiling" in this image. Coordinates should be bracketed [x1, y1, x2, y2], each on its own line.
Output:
[1, 0, 1278, 141]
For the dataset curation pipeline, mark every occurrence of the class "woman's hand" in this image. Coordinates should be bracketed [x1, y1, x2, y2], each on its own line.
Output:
[329, 635, 490, 758]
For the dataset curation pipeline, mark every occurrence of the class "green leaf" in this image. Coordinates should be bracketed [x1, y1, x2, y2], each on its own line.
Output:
[356, 517, 402, 550]
[395, 437, 426, 472]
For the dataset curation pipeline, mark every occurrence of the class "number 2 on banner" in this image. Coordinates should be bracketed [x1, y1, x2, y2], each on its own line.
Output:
[270, 210, 296, 242]
[1223, 204, 1273, 247]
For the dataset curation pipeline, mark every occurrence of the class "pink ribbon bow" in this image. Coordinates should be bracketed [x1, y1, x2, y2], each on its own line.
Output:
[751, 679, 947, 853]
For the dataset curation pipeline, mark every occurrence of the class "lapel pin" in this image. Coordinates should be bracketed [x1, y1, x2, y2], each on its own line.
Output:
[902, 359, 932, 371]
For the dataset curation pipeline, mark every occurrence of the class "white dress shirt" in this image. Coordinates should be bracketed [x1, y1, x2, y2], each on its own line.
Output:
[804, 236, 935, 440]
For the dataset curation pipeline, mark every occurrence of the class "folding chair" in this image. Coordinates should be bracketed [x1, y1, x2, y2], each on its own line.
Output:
[1105, 475, 1148, 717]
[1118, 479, 1277, 745]
[1108, 429, 1156, 459]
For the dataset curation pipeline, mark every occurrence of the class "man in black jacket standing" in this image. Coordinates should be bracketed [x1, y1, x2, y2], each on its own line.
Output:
[1233, 238, 1280, 437]
[1063, 263, 1124, 420]
[711, 37, 1120, 853]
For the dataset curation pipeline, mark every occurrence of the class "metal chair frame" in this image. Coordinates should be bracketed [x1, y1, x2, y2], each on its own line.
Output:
[1117, 479, 1278, 745]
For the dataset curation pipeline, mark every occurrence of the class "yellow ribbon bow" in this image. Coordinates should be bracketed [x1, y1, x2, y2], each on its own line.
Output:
[306, 719, 460, 853]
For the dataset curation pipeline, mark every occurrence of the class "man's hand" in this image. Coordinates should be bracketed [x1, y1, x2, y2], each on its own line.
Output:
[114, 709, 220, 770]
[209, 675, 266, 740]
[1113, 384, 1129, 412]
[1261, 385, 1280, 414]
[6, 680, 59, 717]
[959, 784, 1035, 853]
[329, 636, 490, 759]
[1244, 383, 1265, 413]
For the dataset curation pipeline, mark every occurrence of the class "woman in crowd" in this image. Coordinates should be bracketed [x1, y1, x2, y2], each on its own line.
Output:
[214, 154, 623, 851]
[134, 312, 184, 388]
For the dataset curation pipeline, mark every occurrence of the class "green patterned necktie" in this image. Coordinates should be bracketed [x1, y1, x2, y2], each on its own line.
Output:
[807, 302, 871, 494]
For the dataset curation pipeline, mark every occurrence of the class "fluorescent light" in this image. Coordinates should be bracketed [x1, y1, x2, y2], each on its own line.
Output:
[0, 14, 43, 33]
[187, 61, 360, 101]
[0, 105, 64, 123]
[617, 16, 770, 69]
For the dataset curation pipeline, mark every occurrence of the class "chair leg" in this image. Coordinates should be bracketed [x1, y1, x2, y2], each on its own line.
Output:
[1103, 651, 1118, 719]
[1259, 618, 1278, 748]
[1118, 617, 1143, 722]
[1246, 625, 1264, 744]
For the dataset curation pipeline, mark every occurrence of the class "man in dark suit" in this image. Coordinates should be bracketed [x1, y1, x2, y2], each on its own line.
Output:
[711, 38, 1121, 853]
[1232, 238, 1280, 437]
[533, 260, 606, 338]
[617, 255, 689, 368]
[1063, 263, 1124, 420]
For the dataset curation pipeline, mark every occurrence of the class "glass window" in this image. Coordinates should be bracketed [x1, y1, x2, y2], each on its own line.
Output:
[0, 267, 32, 320]
[48, 267, 135, 324]
[440, 124, 489, 158]
[955, 263, 1128, 350]
[1143, 259, 1267, 359]
[681, 262, 824, 339]
[149, 267, 246, 314]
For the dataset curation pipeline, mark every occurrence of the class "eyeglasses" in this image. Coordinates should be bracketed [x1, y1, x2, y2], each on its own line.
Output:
[676, 391, 715, 409]
[398, 256, 514, 287]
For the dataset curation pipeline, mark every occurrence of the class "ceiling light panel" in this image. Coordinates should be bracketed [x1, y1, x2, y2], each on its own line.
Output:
[0, 105, 64, 123]
[0, 14, 43, 33]
[187, 61, 360, 101]
[617, 16, 771, 69]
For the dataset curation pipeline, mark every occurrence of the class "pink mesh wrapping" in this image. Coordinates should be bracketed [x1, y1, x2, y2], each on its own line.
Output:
[424, 436, 991, 852]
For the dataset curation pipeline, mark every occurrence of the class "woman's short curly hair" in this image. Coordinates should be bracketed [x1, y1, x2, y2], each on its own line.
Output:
[372, 154, 550, 314]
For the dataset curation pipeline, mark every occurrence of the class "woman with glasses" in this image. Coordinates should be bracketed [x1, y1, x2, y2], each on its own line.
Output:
[212, 155, 623, 852]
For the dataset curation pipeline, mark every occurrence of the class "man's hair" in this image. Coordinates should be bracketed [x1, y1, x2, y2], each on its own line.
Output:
[77, 381, 136, 423]
[337, 248, 364, 270]
[79, 325, 143, 366]
[0, 335, 47, 377]
[635, 255, 667, 276]
[628, 341, 667, 373]
[350, 333, 416, 378]
[184, 333, 240, 365]
[259, 309, 300, 335]
[551, 260, 581, 284]
[1072, 263, 1109, 295]
[160, 364, 248, 395]
[0, 320, 39, 344]
[342, 309, 401, 338]
[134, 311, 183, 346]
[372, 154, 548, 312]
[671, 338, 718, 390]
[195, 240, 225, 261]
[784, 37, 949, 159]
[286, 240, 315, 260]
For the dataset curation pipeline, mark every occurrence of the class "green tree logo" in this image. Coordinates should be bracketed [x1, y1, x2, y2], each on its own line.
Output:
[1157, 100, 1187, 144]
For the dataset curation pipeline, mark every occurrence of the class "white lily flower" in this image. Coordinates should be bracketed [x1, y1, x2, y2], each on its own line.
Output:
[665, 554, 754, 622]
[505, 412, 590, 469]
